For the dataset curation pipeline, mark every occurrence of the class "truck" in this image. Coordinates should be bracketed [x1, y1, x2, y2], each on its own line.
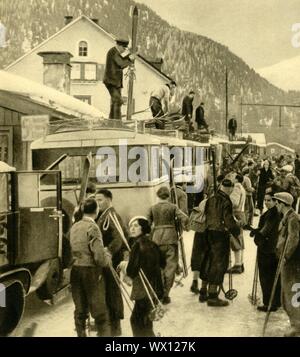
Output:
[0, 169, 70, 336]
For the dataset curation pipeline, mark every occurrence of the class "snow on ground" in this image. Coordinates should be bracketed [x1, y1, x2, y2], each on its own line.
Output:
[13, 217, 290, 337]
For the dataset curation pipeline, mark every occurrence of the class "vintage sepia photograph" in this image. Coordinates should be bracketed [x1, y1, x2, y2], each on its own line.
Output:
[0, 0, 300, 339]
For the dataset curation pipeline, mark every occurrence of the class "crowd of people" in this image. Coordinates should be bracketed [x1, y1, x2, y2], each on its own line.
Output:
[188, 151, 300, 336]
[68, 148, 300, 337]
[69, 183, 189, 337]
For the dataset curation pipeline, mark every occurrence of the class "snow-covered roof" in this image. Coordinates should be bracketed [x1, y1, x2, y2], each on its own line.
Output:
[0, 161, 16, 172]
[0, 70, 105, 119]
[267, 142, 295, 153]
[5, 15, 171, 81]
[243, 133, 266, 147]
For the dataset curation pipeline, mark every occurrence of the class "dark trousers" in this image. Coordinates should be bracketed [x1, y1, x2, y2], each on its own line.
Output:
[205, 231, 230, 285]
[149, 97, 165, 129]
[149, 97, 163, 118]
[159, 244, 178, 298]
[257, 185, 266, 211]
[130, 298, 155, 337]
[245, 195, 254, 226]
[257, 251, 281, 307]
[70, 266, 110, 336]
[191, 231, 210, 279]
[105, 84, 123, 119]
[103, 267, 124, 336]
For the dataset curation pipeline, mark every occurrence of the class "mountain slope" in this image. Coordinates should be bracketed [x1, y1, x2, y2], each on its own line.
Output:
[0, 0, 299, 150]
[258, 56, 300, 91]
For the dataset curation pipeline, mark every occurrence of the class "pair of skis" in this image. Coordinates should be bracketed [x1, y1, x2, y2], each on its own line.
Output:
[169, 158, 189, 279]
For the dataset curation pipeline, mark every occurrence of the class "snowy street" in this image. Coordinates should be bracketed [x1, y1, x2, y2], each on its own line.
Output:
[13, 218, 291, 337]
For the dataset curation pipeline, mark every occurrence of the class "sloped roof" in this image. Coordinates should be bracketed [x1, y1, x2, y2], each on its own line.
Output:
[5, 15, 171, 81]
[0, 70, 105, 119]
[267, 142, 295, 153]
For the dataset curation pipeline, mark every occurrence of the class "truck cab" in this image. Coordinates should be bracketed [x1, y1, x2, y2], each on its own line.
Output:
[0, 170, 67, 336]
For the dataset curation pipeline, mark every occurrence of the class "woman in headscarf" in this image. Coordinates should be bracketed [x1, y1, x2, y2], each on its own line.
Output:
[126, 217, 165, 337]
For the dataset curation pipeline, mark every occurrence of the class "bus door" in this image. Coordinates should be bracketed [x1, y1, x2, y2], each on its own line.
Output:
[9, 171, 63, 265]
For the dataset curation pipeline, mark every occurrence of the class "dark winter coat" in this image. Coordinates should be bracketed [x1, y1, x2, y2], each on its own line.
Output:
[96, 206, 128, 321]
[195, 105, 205, 125]
[127, 235, 166, 301]
[103, 47, 132, 89]
[181, 96, 193, 121]
[254, 205, 281, 253]
[205, 190, 240, 238]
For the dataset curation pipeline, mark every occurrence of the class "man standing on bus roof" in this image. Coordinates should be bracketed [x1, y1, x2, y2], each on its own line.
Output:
[103, 38, 135, 120]
[149, 80, 177, 129]
[181, 90, 195, 133]
[195, 102, 209, 133]
[95, 189, 128, 336]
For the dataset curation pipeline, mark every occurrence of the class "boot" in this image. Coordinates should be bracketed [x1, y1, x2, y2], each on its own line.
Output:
[95, 317, 111, 337]
[162, 296, 171, 305]
[207, 293, 229, 307]
[227, 265, 243, 274]
[75, 323, 87, 337]
[284, 328, 300, 337]
[190, 280, 200, 294]
[198, 288, 208, 303]
[110, 319, 121, 337]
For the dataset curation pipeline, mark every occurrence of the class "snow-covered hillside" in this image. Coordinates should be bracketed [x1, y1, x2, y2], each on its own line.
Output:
[258, 55, 300, 91]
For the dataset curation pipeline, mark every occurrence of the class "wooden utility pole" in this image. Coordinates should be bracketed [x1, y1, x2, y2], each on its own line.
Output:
[225, 67, 228, 134]
[126, 6, 139, 121]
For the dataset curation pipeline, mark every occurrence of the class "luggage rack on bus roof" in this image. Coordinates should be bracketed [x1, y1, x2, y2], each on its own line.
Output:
[47, 118, 145, 135]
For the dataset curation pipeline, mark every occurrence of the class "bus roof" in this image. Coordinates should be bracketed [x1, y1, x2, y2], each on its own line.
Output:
[31, 129, 162, 149]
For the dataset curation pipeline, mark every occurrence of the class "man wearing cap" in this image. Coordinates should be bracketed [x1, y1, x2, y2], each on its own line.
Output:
[275, 192, 300, 336]
[103, 39, 135, 120]
[181, 91, 195, 133]
[201, 179, 240, 306]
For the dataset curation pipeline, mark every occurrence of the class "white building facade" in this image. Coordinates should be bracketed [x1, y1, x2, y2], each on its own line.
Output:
[5, 15, 170, 118]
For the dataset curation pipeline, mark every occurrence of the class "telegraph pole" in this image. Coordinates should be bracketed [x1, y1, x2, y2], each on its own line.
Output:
[225, 67, 228, 134]
[126, 6, 139, 121]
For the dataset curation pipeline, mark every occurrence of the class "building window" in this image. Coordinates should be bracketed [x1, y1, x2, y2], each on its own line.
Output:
[71, 62, 98, 81]
[85, 63, 97, 80]
[0, 127, 13, 165]
[79, 41, 88, 57]
[74, 95, 92, 105]
[71, 63, 81, 80]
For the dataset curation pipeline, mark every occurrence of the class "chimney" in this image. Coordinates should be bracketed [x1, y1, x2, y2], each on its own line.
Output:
[64, 16, 73, 26]
[149, 58, 164, 72]
[38, 51, 73, 94]
[91, 18, 99, 25]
